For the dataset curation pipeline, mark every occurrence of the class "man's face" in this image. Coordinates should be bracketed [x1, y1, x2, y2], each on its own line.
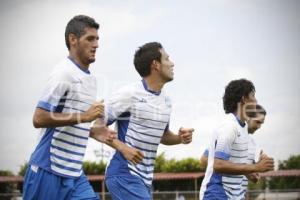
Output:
[75, 27, 99, 65]
[158, 48, 174, 82]
[247, 113, 265, 134]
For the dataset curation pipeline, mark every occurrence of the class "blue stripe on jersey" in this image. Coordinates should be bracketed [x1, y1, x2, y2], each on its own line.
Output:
[133, 165, 154, 174]
[50, 153, 83, 164]
[65, 98, 92, 106]
[55, 91, 68, 112]
[54, 129, 88, 140]
[232, 148, 248, 151]
[127, 127, 161, 138]
[70, 125, 90, 131]
[117, 112, 130, 142]
[130, 121, 165, 131]
[132, 116, 169, 123]
[52, 136, 87, 148]
[133, 108, 169, 116]
[37, 101, 57, 112]
[50, 145, 85, 156]
[126, 134, 159, 146]
[215, 151, 230, 160]
[63, 106, 85, 113]
[231, 155, 248, 159]
[143, 156, 156, 160]
[129, 168, 152, 181]
[204, 149, 209, 157]
[137, 162, 154, 167]
[51, 161, 82, 172]
[125, 140, 157, 153]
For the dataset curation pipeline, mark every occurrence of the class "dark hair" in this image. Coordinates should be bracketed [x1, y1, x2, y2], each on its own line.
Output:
[246, 104, 267, 118]
[133, 42, 163, 77]
[223, 79, 255, 113]
[256, 104, 267, 116]
[65, 15, 99, 50]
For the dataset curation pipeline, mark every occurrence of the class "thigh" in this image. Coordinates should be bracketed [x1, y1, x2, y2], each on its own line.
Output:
[71, 173, 99, 200]
[105, 176, 151, 200]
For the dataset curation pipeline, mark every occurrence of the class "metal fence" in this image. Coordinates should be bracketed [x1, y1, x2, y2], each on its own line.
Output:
[1, 189, 300, 200]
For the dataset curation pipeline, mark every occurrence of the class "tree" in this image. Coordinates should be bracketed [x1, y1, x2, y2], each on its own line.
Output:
[269, 155, 300, 189]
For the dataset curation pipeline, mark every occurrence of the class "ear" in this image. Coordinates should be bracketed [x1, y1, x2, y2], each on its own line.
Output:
[68, 33, 78, 48]
[151, 60, 160, 71]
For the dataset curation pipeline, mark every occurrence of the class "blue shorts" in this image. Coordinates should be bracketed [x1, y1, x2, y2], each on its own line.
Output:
[105, 176, 152, 200]
[23, 165, 99, 200]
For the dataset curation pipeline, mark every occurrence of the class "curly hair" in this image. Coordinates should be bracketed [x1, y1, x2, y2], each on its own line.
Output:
[133, 42, 163, 77]
[65, 15, 99, 50]
[223, 79, 255, 114]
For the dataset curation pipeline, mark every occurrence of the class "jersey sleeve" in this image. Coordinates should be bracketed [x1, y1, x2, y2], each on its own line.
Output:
[105, 85, 133, 125]
[37, 70, 71, 112]
[214, 124, 236, 160]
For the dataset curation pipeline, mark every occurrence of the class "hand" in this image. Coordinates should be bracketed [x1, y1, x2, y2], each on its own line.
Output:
[255, 156, 274, 172]
[247, 173, 261, 183]
[120, 145, 144, 165]
[82, 100, 105, 122]
[90, 126, 117, 143]
[259, 150, 269, 161]
[178, 127, 194, 144]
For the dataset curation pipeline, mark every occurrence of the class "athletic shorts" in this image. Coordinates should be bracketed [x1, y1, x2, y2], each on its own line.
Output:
[23, 165, 99, 200]
[105, 176, 152, 200]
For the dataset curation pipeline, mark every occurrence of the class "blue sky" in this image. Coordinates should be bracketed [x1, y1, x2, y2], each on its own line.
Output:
[0, 0, 299, 173]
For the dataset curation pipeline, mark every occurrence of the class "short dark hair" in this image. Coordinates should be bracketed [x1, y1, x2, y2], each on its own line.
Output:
[246, 104, 267, 118]
[256, 104, 267, 116]
[65, 15, 99, 50]
[223, 79, 255, 114]
[133, 42, 163, 77]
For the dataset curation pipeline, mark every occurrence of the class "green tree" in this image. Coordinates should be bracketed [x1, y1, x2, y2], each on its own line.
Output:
[269, 155, 300, 189]
[0, 170, 16, 194]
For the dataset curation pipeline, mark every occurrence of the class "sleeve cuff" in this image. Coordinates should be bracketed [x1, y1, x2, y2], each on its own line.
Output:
[215, 151, 230, 160]
[37, 101, 57, 112]
[203, 149, 209, 157]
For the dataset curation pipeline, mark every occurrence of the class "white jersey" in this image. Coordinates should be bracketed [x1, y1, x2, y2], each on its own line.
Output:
[105, 80, 171, 187]
[200, 113, 249, 200]
[29, 57, 97, 177]
[242, 135, 256, 191]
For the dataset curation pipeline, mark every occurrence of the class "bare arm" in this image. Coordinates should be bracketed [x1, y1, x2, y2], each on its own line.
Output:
[33, 101, 104, 128]
[160, 127, 194, 145]
[105, 139, 144, 165]
[214, 156, 274, 175]
[200, 154, 208, 169]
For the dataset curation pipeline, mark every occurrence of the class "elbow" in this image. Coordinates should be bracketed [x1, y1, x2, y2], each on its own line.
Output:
[32, 110, 45, 128]
[33, 116, 42, 128]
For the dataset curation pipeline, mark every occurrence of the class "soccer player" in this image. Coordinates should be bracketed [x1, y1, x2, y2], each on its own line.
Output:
[199, 104, 268, 198]
[23, 15, 115, 200]
[199, 79, 274, 200]
[103, 42, 194, 200]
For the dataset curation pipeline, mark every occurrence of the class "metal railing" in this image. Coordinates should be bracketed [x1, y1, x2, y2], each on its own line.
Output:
[2, 189, 300, 200]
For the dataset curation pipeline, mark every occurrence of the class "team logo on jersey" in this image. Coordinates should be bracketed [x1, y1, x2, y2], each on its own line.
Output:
[138, 98, 147, 103]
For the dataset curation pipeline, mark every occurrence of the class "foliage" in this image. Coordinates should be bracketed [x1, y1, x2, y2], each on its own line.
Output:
[154, 152, 203, 172]
[18, 162, 28, 176]
[82, 161, 107, 175]
[269, 155, 300, 189]
[0, 170, 16, 194]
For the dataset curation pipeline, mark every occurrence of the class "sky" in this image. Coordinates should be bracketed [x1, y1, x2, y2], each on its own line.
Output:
[0, 0, 299, 173]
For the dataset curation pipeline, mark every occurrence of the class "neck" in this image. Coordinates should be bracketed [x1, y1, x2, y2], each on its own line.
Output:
[234, 105, 247, 123]
[143, 76, 164, 92]
[69, 52, 89, 71]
